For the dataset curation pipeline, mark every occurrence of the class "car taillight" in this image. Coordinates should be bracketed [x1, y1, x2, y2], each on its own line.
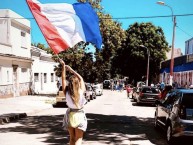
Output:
[158, 93, 161, 99]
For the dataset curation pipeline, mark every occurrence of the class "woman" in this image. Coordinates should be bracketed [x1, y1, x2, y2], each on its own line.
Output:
[59, 59, 87, 145]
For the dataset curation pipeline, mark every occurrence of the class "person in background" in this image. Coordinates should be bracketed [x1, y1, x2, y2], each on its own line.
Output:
[160, 85, 173, 100]
[110, 80, 114, 91]
[160, 81, 165, 91]
[57, 80, 61, 89]
[59, 59, 87, 145]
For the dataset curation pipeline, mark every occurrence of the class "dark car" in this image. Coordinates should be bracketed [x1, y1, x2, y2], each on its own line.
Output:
[103, 80, 111, 89]
[135, 86, 161, 105]
[154, 89, 193, 144]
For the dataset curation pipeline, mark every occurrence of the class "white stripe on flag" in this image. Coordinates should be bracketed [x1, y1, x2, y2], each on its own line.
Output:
[39, 3, 86, 48]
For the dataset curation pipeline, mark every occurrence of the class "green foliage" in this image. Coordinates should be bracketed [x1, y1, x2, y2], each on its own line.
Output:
[112, 22, 169, 84]
[95, 12, 126, 80]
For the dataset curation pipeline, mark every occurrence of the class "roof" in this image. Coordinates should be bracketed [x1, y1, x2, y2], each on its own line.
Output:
[0, 53, 33, 62]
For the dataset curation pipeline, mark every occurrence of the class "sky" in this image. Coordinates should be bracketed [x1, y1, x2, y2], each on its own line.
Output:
[0, 0, 193, 55]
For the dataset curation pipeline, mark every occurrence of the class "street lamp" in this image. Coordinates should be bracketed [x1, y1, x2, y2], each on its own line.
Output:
[157, 1, 176, 86]
[140, 45, 150, 86]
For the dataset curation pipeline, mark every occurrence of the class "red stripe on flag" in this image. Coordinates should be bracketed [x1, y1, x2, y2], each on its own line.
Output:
[26, 0, 69, 54]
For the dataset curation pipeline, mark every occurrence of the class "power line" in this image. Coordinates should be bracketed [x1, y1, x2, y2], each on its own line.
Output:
[176, 25, 193, 37]
[0, 13, 193, 20]
[101, 13, 193, 20]
[1, 13, 193, 39]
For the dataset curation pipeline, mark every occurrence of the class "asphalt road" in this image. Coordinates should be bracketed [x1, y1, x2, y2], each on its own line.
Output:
[0, 90, 169, 145]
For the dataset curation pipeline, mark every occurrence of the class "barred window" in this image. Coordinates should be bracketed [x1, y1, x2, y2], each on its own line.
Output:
[44, 73, 47, 83]
[21, 31, 27, 48]
[7, 70, 9, 82]
[55, 75, 58, 81]
[51, 73, 54, 82]
[34, 73, 39, 82]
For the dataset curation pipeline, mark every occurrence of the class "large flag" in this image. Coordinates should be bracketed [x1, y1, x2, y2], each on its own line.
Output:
[26, 0, 102, 54]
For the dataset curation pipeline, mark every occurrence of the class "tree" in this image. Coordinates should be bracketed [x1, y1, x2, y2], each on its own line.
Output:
[112, 22, 169, 85]
[94, 12, 126, 81]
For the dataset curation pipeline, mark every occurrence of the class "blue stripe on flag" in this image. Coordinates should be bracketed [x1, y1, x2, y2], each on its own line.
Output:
[73, 2, 102, 49]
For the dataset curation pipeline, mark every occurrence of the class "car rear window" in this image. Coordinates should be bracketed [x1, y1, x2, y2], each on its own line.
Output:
[142, 88, 160, 93]
[94, 86, 99, 89]
[186, 108, 193, 120]
[182, 93, 193, 108]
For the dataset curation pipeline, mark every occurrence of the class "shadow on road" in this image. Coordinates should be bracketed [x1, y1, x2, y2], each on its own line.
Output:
[1, 113, 190, 145]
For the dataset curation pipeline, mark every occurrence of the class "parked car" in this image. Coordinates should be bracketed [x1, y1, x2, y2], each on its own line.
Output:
[135, 86, 161, 105]
[154, 89, 193, 144]
[93, 84, 103, 96]
[84, 84, 96, 101]
[132, 81, 146, 101]
[53, 86, 66, 107]
[125, 84, 133, 98]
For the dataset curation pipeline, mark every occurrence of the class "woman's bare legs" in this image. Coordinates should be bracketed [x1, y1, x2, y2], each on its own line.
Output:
[68, 127, 75, 145]
[75, 128, 84, 145]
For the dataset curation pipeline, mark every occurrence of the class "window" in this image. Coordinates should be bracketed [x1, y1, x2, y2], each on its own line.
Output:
[34, 73, 39, 82]
[7, 70, 9, 82]
[55, 75, 58, 81]
[182, 93, 193, 108]
[21, 31, 27, 48]
[51, 73, 54, 82]
[21, 31, 26, 37]
[44, 73, 47, 83]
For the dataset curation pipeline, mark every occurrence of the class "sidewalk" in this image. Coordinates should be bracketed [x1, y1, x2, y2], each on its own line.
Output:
[0, 95, 55, 124]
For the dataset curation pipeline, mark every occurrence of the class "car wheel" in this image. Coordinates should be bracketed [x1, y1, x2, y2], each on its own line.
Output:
[167, 124, 174, 144]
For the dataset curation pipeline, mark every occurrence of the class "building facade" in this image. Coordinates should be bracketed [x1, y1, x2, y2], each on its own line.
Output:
[160, 54, 193, 88]
[160, 37, 193, 88]
[31, 46, 59, 95]
[0, 9, 33, 98]
[185, 37, 193, 55]
[0, 9, 59, 98]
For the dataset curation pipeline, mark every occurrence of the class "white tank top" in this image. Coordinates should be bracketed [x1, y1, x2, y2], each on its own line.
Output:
[66, 89, 86, 109]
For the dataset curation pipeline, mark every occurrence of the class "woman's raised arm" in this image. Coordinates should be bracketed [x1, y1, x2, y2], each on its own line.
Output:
[58, 59, 67, 94]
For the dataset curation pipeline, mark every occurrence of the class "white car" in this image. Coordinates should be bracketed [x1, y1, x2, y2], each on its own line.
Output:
[93, 84, 103, 96]
[84, 85, 96, 101]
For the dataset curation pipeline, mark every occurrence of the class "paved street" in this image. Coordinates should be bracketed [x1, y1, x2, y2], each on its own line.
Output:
[0, 90, 168, 145]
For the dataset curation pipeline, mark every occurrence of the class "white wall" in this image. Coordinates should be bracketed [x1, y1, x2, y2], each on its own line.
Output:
[0, 60, 13, 85]
[0, 10, 32, 97]
[11, 22, 31, 58]
[0, 9, 31, 58]
[16, 61, 31, 84]
[32, 55, 59, 94]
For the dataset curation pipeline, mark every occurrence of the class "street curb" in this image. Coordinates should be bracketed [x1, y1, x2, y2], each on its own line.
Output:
[0, 113, 27, 125]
